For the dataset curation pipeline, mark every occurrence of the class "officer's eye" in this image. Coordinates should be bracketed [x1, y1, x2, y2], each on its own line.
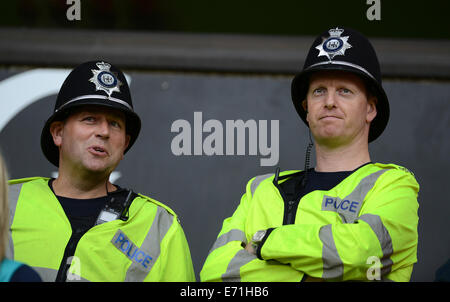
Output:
[339, 88, 352, 95]
[83, 116, 96, 122]
[109, 119, 125, 129]
[110, 120, 123, 129]
[312, 87, 326, 96]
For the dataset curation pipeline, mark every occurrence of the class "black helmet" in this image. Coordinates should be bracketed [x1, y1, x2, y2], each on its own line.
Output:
[41, 60, 141, 167]
[291, 27, 389, 142]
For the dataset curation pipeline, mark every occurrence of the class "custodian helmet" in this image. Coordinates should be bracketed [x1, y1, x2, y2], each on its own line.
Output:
[41, 60, 141, 167]
[291, 27, 389, 142]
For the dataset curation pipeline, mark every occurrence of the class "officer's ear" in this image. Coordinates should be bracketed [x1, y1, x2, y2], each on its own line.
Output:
[302, 99, 308, 112]
[302, 99, 310, 123]
[121, 134, 131, 159]
[50, 121, 65, 147]
[364, 81, 378, 123]
[366, 96, 378, 123]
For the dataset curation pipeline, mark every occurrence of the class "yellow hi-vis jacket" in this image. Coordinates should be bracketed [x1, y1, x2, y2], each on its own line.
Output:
[7, 177, 195, 282]
[200, 163, 419, 282]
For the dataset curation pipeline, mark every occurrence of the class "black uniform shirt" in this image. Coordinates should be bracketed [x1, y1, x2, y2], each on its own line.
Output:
[48, 178, 109, 232]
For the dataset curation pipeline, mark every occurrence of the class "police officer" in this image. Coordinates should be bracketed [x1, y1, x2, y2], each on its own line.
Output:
[200, 27, 419, 282]
[8, 61, 195, 281]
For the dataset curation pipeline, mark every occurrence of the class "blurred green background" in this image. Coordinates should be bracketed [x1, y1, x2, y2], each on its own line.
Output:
[0, 0, 448, 39]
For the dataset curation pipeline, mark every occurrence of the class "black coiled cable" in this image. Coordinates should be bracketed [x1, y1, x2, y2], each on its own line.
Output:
[301, 130, 314, 188]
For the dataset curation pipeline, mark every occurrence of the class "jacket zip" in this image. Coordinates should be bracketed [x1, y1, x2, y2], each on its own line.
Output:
[272, 177, 300, 225]
[272, 172, 310, 281]
[284, 200, 298, 225]
[55, 227, 87, 282]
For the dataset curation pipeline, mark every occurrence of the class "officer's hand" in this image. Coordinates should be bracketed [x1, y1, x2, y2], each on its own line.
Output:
[244, 243, 256, 255]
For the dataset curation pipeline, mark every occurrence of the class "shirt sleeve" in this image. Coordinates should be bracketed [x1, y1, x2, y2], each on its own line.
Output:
[259, 168, 420, 281]
[145, 213, 196, 282]
[200, 177, 303, 282]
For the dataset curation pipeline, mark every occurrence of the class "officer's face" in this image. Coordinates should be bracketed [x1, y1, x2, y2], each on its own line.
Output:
[50, 105, 130, 177]
[305, 70, 377, 147]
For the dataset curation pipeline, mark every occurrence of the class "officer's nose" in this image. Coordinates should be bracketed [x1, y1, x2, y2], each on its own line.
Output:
[324, 90, 337, 109]
[96, 118, 110, 139]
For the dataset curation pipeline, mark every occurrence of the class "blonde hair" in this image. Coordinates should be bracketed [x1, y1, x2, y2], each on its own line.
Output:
[0, 154, 9, 262]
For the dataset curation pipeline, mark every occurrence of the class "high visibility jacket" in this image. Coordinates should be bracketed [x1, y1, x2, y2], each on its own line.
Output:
[8, 177, 195, 282]
[200, 163, 419, 282]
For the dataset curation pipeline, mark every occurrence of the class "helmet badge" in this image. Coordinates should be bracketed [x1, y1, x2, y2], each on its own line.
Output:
[89, 61, 122, 97]
[315, 27, 352, 61]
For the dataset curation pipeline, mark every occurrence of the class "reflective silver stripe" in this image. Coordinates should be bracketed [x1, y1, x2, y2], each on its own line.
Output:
[66, 275, 90, 282]
[250, 173, 274, 196]
[319, 224, 343, 280]
[343, 169, 388, 219]
[358, 214, 394, 276]
[55, 94, 132, 112]
[306, 60, 376, 81]
[7, 183, 23, 259]
[318, 169, 393, 280]
[32, 266, 58, 282]
[8, 183, 22, 228]
[208, 229, 246, 255]
[221, 249, 256, 282]
[6, 234, 14, 260]
[124, 206, 173, 282]
[322, 169, 389, 223]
